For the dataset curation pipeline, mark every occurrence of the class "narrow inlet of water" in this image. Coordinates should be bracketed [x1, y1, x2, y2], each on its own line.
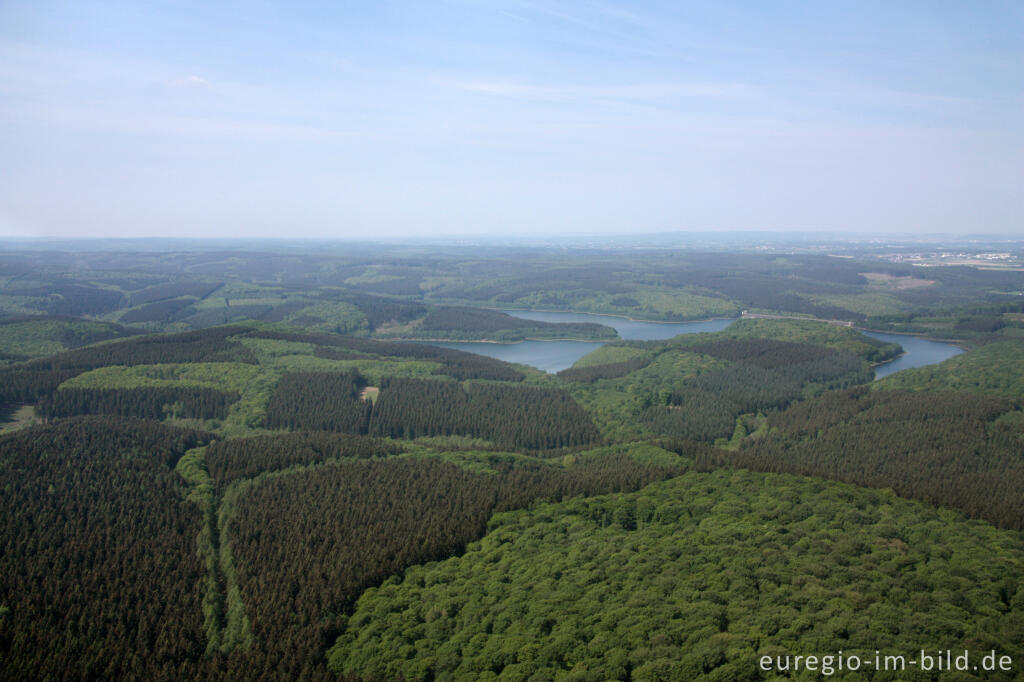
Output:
[423, 310, 965, 376]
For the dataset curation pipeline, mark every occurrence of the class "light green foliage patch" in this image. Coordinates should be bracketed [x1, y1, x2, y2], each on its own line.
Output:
[400, 445, 541, 475]
[571, 345, 649, 369]
[61, 362, 264, 393]
[994, 409, 1024, 429]
[699, 317, 901, 361]
[215, 477, 255, 652]
[716, 412, 768, 451]
[862, 272, 937, 290]
[0, 404, 37, 433]
[400, 441, 685, 476]
[874, 340, 1024, 399]
[621, 348, 728, 393]
[343, 270, 403, 286]
[999, 326, 1024, 338]
[0, 297, 40, 317]
[329, 469, 1024, 681]
[282, 301, 368, 335]
[175, 446, 229, 653]
[561, 384, 646, 442]
[0, 318, 133, 362]
[407, 434, 499, 452]
[237, 336, 315, 362]
[267, 355, 441, 383]
[889, 315, 959, 336]
[175, 446, 213, 504]
[574, 442, 688, 468]
[59, 361, 280, 437]
[805, 292, 908, 317]
[621, 287, 739, 320]
[193, 281, 280, 307]
[568, 351, 728, 441]
[239, 335, 442, 383]
[221, 369, 281, 436]
[419, 276, 459, 292]
[0, 278, 52, 291]
[218, 297, 281, 307]
[557, 288, 739, 321]
[0, 320, 82, 359]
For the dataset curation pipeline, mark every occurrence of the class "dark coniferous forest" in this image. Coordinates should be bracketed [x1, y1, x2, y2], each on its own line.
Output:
[0, 418, 213, 681]
[1, 242, 1024, 680]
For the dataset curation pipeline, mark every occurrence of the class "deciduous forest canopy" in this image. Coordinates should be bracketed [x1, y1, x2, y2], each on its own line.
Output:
[1, 238, 1023, 680]
[4, 0, 1022, 676]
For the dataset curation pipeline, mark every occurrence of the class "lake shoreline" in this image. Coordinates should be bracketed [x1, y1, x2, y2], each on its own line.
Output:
[863, 330, 965, 380]
[408, 314, 736, 373]
[488, 306, 738, 326]
[380, 336, 614, 345]
[854, 326, 972, 351]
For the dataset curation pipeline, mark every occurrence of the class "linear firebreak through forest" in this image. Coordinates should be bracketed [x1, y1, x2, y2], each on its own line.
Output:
[0, 418, 691, 680]
[2, 244, 1024, 681]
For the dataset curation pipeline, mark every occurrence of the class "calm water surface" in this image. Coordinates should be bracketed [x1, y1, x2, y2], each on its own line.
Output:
[864, 331, 964, 379]
[426, 312, 733, 373]
[501, 310, 734, 340]
[426, 339, 609, 374]
[424, 311, 964, 376]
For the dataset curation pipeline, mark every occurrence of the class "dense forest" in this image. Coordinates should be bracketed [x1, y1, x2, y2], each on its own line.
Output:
[368, 378, 600, 450]
[37, 385, 240, 421]
[249, 328, 526, 381]
[0, 416, 688, 680]
[0, 325, 256, 403]
[557, 319, 896, 444]
[4, 244, 1022, 342]
[0, 315, 144, 365]
[0, 418, 214, 681]
[2, 241, 1023, 681]
[557, 356, 652, 383]
[223, 450, 687, 679]
[640, 339, 871, 442]
[329, 470, 1024, 681]
[694, 387, 1024, 531]
[412, 306, 618, 341]
[264, 371, 600, 450]
[264, 371, 372, 433]
[874, 338, 1024, 398]
[204, 431, 403, 485]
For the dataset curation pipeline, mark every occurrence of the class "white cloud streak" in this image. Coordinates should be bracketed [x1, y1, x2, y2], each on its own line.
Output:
[451, 80, 752, 102]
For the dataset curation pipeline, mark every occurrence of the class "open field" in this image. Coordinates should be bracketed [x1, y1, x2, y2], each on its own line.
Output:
[2, 242, 1024, 680]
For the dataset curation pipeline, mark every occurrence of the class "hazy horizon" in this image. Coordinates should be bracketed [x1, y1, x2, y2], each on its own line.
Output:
[2, 1, 1022, 238]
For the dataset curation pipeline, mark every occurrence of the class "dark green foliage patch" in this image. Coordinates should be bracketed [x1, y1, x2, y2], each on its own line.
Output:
[329, 469, 1024, 681]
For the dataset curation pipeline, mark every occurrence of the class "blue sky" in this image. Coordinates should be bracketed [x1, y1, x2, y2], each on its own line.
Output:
[1, 1, 1021, 238]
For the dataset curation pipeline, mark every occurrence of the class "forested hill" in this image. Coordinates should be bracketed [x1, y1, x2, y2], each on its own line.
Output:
[0, 418, 215, 680]
[0, 323, 604, 448]
[0, 318, 902, 450]
[873, 338, 1024, 397]
[0, 416, 692, 679]
[557, 318, 902, 443]
[3, 243, 1024, 681]
[693, 387, 1024, 530]
[329, 470, 1024, 681]
[384, 305, 618, 341]
[4, 246, 1023, 345]
[0, 315, 145, 365]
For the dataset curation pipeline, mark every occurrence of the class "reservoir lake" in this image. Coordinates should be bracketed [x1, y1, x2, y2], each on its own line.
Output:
[424, 310, 964, 376]
[863, 331, 964, 379]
